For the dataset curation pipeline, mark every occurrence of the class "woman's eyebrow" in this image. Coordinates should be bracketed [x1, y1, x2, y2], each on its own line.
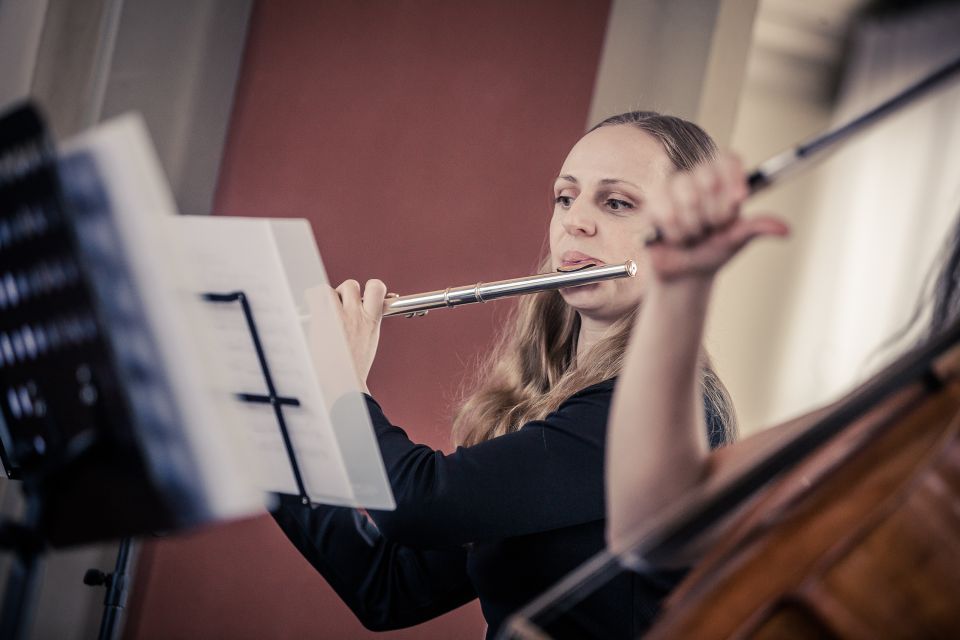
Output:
[599, 178, 640, 189]
[555, 175, 643, 192]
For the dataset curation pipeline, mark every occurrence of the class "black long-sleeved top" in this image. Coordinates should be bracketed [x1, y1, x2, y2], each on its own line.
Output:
[273, 379, 723, 638]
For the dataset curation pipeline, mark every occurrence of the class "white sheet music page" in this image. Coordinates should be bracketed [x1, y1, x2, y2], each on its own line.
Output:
[271, 220, 395, 510]
[170, 216, 395, 509]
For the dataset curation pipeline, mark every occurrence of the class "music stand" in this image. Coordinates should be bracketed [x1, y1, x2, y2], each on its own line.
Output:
[201, 291, 311, 506]
[0, 103, 224, 639]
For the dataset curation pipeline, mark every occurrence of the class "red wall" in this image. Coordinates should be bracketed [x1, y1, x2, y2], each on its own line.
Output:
[125, 1, 610, 637]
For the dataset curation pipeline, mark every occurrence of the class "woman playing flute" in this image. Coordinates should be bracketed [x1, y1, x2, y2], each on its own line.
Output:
[273, 111, 741, 638]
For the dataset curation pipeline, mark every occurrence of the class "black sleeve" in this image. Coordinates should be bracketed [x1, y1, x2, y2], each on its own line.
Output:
[272, 495, 477, 631]
[270, 381, 610, 629]
[364, 381, 613, 548]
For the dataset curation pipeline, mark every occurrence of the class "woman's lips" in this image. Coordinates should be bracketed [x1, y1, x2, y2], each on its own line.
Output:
[557, 251, 604, 272]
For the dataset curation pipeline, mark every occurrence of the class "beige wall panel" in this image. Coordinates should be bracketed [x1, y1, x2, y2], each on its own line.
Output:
[0, 0, 50, 107]
[588, 0, 757, 142]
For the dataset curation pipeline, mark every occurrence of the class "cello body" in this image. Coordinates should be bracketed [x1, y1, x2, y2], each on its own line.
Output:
[647, 350, 960, 639]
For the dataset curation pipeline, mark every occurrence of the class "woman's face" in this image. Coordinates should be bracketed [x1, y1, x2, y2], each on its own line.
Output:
[550, 125, 674, 323]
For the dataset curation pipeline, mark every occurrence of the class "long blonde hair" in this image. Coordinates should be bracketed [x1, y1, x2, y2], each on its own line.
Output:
[452, 111, 738, 447]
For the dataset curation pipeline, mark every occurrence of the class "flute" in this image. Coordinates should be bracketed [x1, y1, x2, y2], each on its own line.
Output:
[384, 260, 637, 318]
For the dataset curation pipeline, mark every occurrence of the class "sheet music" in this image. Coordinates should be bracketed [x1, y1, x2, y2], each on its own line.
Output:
[61, 113, 394, 516]
[170, 216, 394, 509]
[271, 220, 396, 509]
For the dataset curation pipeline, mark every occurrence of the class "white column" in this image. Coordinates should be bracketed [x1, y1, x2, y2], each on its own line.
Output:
[587, 0, 758, 146]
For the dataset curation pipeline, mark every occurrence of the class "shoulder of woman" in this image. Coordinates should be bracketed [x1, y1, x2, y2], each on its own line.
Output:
[569, 377, 617, 398]
[523, 378, 617, 442]
[555, 378, 617, 410]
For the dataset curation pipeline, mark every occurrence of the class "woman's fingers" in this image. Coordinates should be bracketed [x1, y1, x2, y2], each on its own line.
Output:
[656, 154, 745, 246]
[334, 279, 388, 320]
[328, 286, 342, 308]
[716, 154, 748, 225]
[692, 164, 723, 231]
[328, 278, 390, 392]
[362, 279, 388, 320]
[646, 152, 789, 281]
[662, 154, 746, 242]
[647, 214, 789, 280]
[669, 172, 706, 243]
[336, 279, 362, 311]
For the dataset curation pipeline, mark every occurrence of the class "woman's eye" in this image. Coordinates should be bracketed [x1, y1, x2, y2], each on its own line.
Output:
[555, 195, 574, 208]
[606, 198, 633, 212]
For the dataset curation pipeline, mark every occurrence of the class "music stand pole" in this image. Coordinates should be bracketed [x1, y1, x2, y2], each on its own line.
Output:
[84, 537, 134, 640]
[0, 487, 46, 640]
[202, 291, 311, 505]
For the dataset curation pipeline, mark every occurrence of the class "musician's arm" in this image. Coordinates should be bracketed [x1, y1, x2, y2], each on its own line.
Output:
[606, 278, 713, 552]
[272, 496, 476, 630]
[605, 154, 789, 552]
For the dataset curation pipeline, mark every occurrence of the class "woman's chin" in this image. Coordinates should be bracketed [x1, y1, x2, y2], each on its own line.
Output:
[561, 287, 641, 323]
[560, 287, 608, 313]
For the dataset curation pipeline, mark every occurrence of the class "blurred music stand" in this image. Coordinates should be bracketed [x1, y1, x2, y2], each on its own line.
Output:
[0, 103, 218, 639]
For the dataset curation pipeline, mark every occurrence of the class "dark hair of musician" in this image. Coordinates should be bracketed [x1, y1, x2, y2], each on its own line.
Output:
[861, 208, 960, 375]
[927, 212, 960, 338]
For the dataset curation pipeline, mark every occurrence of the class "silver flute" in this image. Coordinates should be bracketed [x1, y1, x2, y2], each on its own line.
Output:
[384, 260, 637, 318]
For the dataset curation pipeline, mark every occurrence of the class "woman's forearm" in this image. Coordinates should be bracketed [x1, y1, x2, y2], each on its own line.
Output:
[606, 277, 714, 550]
[605, 152, 787, 552]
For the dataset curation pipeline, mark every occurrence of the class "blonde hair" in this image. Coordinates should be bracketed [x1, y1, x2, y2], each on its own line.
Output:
[452, 112, 737, 447]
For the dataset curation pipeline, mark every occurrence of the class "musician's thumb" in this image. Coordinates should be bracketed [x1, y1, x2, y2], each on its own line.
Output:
[728, 215, 790, 253]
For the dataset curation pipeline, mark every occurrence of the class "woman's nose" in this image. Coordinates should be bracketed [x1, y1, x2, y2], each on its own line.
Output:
[562, 200, 598, 236]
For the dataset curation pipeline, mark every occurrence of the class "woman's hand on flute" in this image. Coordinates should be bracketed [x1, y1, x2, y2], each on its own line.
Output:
[646, 153, 789, 283]
[307, 278, 388, 394]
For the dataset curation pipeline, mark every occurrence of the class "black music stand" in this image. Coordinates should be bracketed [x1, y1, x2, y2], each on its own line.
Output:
[0, 103, 219, 639]
[201, 292, 311, 506]
[78, 288, 313, 640]
[83, 536, 134, 640]
[0, 101, 328, 639]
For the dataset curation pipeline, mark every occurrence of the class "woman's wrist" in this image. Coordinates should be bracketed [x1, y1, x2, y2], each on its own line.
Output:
[646, 273, 715, 311]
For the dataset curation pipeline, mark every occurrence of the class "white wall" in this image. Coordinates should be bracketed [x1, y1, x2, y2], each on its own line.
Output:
[706, 0, 859, 433]
[588, 0, 758, 141]
[97, 0, 253, 215]
[19, 0, 252, 214]
[710, 0, 960, 435]
[710, 77, 833, 432]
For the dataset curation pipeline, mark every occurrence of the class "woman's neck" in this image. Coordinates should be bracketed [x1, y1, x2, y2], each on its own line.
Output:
[576, 315, 614, 362]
